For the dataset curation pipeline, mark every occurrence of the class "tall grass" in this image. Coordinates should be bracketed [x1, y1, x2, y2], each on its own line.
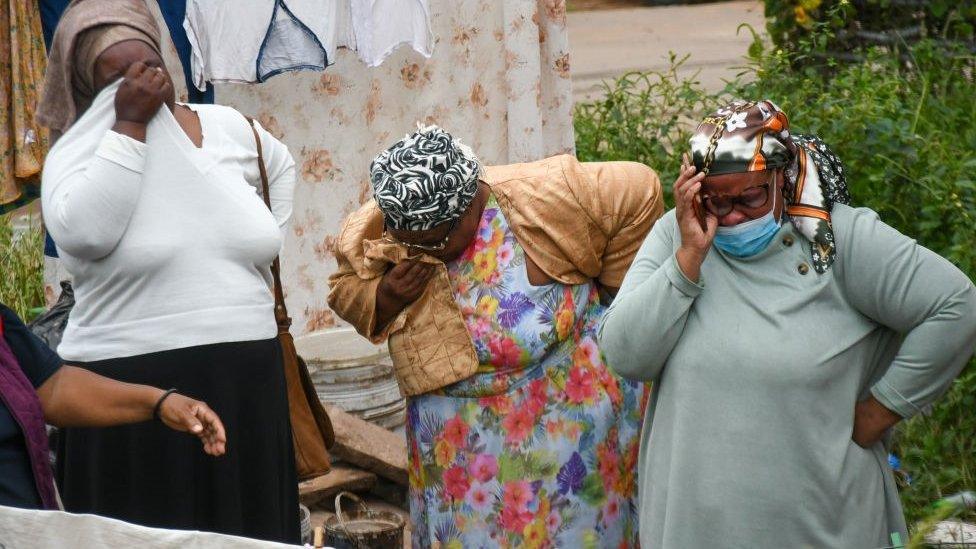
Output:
[0, 213, 45, 320]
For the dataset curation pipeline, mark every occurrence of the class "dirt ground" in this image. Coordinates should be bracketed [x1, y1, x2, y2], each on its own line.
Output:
[568, 0, 764, 100]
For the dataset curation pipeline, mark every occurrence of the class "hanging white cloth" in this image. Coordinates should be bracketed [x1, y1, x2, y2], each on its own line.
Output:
[349, 0, 433, 67]
[184, 0, 339, 91]
[334, 0, 357, 50]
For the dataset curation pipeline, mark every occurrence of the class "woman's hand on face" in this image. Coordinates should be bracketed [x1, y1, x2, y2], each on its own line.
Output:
[114, 61, 171, 126]
[373, 258, 435, 334]
[674, 154, 718, 282]
[158, 393, 227, 457]
[379, 258, 435, 308]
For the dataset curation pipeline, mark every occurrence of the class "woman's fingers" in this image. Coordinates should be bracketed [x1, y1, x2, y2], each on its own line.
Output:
[175, 405, 203, 434]
[683, 179, 703, 204]
[400, 259, 425, 285]
[147, 70, 168, 96]
[138, 65, 158, 83]
[681, 167, 703, 191]
[406, 260, 435, 284]
[125, 61, 148, 80]
[403, 266, 434, 296]
[675, 172, 704, 216]
[673, 164, 698, 196]
[195, 405, 226, 444]
[389, 259, 414, 283]
[190, 403, 227, 456]
[153, 69, 168, 86]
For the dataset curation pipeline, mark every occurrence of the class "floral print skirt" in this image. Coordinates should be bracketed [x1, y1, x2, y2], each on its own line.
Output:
[406, 197, 648, 548]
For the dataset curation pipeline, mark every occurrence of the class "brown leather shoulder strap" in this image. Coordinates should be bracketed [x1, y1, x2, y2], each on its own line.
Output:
[246, 116, 291, 331]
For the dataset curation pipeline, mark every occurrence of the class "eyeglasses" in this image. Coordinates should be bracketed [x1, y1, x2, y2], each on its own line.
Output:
[382, 218, 459, 253]
[701, 174, 774, 217]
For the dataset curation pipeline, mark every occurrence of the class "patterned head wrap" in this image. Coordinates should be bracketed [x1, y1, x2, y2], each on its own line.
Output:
[690, 100, 851, 273]
[370, 125, 483, 231]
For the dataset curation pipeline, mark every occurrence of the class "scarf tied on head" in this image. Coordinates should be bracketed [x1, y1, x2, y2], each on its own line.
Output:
[37, 0, 162, 134]
[690, 99, 851, 273]
[370, 125, 483, 232]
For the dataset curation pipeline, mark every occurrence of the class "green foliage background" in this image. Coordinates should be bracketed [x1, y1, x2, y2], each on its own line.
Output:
[763, 0, 975, 57]
[574, 10, 976, 527]
[0, 214, 44, 320]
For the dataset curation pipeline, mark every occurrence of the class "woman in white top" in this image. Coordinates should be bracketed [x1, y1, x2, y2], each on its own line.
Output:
[37, 0, 299, 543]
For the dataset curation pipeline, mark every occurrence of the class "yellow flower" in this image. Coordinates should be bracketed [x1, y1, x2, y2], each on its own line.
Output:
[472, 250, 498, 281]
[522, 519, 548, 549]
[476, 295, 499, 317]
[538, 496, 550, 517]
[488, 226, 505, 248]
[555, 308, 574, 340]
[446, 540, 464, 549]
[434, 439, 456, 467]
[794, 6, 811, 27]
[582, 529, 599, 549]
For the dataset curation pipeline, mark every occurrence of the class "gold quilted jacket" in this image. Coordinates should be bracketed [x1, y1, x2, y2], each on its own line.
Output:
[327, 155, 663, 396]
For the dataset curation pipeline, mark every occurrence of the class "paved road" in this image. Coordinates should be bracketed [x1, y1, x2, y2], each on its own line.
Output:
[568, 0, 766, 102]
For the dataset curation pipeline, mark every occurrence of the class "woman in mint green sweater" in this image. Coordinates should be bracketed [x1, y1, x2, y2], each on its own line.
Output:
[599, 100, 976, 548]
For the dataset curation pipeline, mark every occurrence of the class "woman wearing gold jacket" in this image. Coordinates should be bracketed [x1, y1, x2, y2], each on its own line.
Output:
[329, 126, 662, 548]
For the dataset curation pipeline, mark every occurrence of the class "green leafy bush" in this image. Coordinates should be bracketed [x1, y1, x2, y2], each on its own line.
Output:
[0, 213, 45, 320]
[574, 53, 724, 193]
[574, 19, 976, 526]
[764, 0, 975, 59]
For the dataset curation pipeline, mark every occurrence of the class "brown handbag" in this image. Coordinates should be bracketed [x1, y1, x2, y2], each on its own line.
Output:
[247, 117, 334, 480]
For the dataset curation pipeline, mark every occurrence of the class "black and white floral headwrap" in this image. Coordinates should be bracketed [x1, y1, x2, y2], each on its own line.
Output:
[690, 99, 851, 273]
[370, 125, 483, 231]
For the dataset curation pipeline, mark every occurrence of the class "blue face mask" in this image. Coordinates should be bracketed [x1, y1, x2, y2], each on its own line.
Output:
[712, 191, 782, 258]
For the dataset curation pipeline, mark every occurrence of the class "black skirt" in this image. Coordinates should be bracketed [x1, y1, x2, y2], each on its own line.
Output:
[56, 338, 300, 544]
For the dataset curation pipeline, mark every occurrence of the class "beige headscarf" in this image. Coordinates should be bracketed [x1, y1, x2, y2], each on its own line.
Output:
[36, 0, 161, 134]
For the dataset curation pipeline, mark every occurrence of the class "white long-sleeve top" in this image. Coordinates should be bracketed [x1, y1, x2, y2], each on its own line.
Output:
[42, 81, 296, 361]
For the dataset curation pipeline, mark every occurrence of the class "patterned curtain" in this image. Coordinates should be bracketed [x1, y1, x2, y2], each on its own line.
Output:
[216, 0, 575, 335]
[1, 0, 50, 214]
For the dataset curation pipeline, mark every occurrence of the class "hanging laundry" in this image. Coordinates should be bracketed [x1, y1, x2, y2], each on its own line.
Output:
[38, 0, 71, 49]
[1, 0, 49, 214]
[184, 0, 339, 90]
[154, 1, 214, 103]
[334, 0, 357, 50]
[349, 0, 433, 68]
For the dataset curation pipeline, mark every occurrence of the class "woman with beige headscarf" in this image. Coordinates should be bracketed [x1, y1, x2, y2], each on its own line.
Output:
[37, 0, 300, 542]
